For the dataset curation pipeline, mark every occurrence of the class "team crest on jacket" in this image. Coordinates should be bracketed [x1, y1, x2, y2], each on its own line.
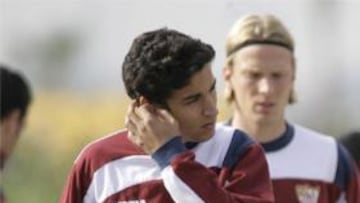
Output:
[295, 184, 320, 203]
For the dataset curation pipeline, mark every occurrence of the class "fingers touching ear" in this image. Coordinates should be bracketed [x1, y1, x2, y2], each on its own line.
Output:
[138, 96, 149, 106]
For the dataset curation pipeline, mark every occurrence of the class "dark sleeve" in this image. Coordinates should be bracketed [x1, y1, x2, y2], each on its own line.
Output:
[152, 132, 274, 203]
[336, 143, 360, 203]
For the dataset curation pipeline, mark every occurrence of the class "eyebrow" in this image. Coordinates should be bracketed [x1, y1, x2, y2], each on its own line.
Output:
[182, 79, 216, 103]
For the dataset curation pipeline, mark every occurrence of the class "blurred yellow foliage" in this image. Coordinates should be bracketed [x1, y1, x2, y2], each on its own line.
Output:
[3, 91, 232, 202]
[25, 91, 129, 154]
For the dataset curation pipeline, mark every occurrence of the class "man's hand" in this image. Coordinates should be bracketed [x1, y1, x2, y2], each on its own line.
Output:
[125, 100, 180, 154]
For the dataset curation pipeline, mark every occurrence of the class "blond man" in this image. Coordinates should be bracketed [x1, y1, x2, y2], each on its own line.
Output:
[222, 14, 360, 203]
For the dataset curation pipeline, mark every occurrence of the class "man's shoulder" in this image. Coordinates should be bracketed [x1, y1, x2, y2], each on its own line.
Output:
[267, 124, 340, 182]
[290, 124, 337, 160]
[73, 129, 143, 169]
[215, 123, 259, 169]
[215, 123, 255, 146]
[293, 124, 335, 145]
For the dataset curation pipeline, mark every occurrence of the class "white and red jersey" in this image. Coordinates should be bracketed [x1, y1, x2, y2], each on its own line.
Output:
[59, 124, 274, 203]
[260, 123, 360, 203]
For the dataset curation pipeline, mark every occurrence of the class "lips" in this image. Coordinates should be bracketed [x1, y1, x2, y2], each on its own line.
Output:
[258, 102, 273, 107]
[202, 122, 216, 130]
[256, 102, 274, 113]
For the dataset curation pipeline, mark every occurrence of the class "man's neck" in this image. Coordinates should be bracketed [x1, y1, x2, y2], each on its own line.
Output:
[231, 113, 286, 143]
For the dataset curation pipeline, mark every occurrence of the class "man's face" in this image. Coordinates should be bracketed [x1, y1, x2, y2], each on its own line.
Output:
[227, 44, 294, 125]
[166, 64, 218, 142]
[0, 110, 25, 168]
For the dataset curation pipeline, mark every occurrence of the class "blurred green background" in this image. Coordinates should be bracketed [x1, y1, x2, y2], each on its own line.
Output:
[2, 92, 128, 202]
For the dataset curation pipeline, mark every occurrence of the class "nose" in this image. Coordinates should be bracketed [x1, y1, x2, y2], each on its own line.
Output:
[203, 94, 218, 117]
[258, 78, 273, 94]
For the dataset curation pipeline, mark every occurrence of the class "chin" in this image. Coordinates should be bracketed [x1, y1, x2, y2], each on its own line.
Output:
[187, 130, 214, 143]
[255, 116, 276, 125]
[199, 130, 214, 142]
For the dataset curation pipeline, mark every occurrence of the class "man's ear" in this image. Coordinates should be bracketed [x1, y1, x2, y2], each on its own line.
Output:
[223, 66, 233, 80]
[291, 56, 296, 81]
[0, 109, 23, 166]
[1, 109, 22, 144]
[7, 109, 22, 133]
[138, 96, 150, 106]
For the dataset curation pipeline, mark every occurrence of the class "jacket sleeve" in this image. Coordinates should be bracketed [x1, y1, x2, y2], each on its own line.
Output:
[152, 136, 274, 203]
[345, 161, 360, 203]
[59, 151, 93, 203]
[337, 144, 360, 203]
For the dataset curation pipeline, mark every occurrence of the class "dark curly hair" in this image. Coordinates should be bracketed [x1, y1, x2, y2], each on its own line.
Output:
[1, 64, 32, 121]
[122, 28, 215, 107]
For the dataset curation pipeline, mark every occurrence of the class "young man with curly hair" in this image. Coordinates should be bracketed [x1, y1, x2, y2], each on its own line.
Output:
[59, 28, 274, 203]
